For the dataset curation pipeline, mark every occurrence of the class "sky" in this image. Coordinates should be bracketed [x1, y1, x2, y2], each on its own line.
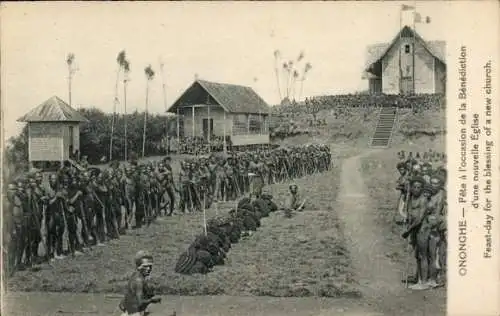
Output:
[1, 1, 451, 139]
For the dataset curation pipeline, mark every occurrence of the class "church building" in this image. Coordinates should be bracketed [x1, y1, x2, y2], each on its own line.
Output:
[363, 25, 446, 95]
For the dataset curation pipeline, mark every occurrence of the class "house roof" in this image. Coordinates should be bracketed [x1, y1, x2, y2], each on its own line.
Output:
[363, 25, 446, 77]
[168, 79, 270, 114]
[17, 96, 88, 123]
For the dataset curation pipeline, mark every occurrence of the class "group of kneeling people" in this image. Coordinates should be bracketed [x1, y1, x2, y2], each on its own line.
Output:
[175, 194, 278, 275]
[118, 187, 303, 316]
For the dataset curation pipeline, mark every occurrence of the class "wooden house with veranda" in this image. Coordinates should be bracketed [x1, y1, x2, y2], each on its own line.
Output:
[168, 79, 271, 150]
[17, 96, 88, 170]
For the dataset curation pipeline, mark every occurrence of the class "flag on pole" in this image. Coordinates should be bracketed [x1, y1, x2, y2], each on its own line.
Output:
[414, 12, 422, 23]
[414, 12, 431, 23]
[401, 4, 415, 11]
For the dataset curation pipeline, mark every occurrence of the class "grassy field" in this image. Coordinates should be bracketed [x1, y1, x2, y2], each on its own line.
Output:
[7, 145, 361, 298]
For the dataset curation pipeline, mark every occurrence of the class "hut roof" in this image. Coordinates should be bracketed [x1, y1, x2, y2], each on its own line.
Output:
[168, 79, 270, 114]
[363, 25, 446, 78]
[17, 96, 88, 123]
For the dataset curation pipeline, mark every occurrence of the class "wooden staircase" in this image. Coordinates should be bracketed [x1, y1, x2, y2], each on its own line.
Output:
[370, 106, 398, 148]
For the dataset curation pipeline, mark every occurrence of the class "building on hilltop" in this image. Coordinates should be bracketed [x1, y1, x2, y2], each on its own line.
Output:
[168, 79, 271, 149]
[362, 25, 446, 95]
[17, 95, 88, 168]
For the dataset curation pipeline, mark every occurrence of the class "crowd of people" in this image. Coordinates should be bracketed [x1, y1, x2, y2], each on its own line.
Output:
[177, 136, 232, 155]
[272, 93, 445, 119]
[396, 149, 447, 290]
[2, 144, 331, 277]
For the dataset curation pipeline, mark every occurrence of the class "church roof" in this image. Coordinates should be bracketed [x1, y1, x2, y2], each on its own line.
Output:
[168, 79, 270, 114]
[17, 96, 88, 122]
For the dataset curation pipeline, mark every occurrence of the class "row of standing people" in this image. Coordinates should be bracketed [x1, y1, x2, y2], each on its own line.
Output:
[396, 149, 447, 290]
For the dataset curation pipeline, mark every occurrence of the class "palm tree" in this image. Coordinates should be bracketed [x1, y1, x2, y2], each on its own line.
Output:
[286, 60, 294, 99]
[109, 52, 125, 161]
[299, 62, 312, 101]
[292, 51, 305, 102]
[282, 61, 292, 101]
[273, 50, 282, 101]
[291, 70, 300, 102]
[117, 52, 131, 161]
[142, 65, 155, 158]
[66, 53, 77, 107]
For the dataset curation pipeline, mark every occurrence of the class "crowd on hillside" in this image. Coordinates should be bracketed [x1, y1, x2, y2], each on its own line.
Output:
[396, 149, 447, 290]
[2, 144, 331, 277]
[272, 93, 445, 118]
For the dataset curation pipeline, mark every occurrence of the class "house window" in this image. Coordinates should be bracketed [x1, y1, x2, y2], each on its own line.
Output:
[406, 66, 411, 75]
[405, 44, 410, 53]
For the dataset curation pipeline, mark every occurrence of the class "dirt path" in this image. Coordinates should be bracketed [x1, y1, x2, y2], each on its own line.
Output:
[337, 151, 400, 300]
[3, 292, 385, 316]
[337, 151, 445, 315]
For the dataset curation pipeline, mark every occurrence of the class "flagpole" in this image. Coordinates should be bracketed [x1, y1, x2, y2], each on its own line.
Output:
[177, 106, 180, 150]
[160, 60, 168, 154]
[207, 94, 211, 153]
[413, 0, 417, 94]
[399, 6, 403, 94]
[223, 110, 227, 154]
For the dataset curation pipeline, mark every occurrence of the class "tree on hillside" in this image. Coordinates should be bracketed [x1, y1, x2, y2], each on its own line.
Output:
[117, 51, 131, 161]
[273, 50, 282, 101]
[142, 64, 155, 158]
[277, 51, 311, 103]
[109, 52, 124, 161]
[283, 60, 294, 100]
[299, 62, 312, 101]
[292, 51, 304, 101]
[291, 70, 299, 101]
[66, 53, 78, 107]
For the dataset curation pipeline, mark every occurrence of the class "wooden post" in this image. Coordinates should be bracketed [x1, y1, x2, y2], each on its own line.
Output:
[124, 78, 128, 162]
[28, 124, 31, 164]
[60, 127, 64, 169]
[192, 106, 195, 137]
[398, 8, 403, 94]
[412, 0, 416, 94]
[203, 192, 207, 236]
[142, 81, 149, 158]
[259, 110, 262, 134]
[247, 114, 250, 135]
[223, 110, 227, 154]
[160, 61, 168, 154]
[110, 68, 120, 162]
[207, 96, 211, 153]
[177, 107, 180, 148]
